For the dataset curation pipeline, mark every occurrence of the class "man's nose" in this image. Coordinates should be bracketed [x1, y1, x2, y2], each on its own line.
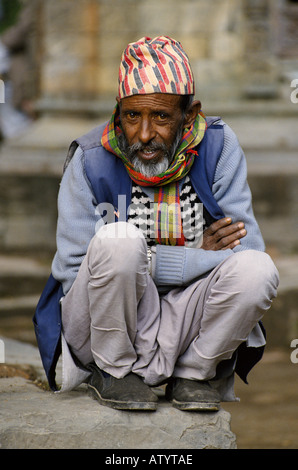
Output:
[138, 118, 155, 144]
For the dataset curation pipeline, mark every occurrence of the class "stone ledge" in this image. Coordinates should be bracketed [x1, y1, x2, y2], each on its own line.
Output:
[0, 377, 236, 449]
[0, 338, 237, 449]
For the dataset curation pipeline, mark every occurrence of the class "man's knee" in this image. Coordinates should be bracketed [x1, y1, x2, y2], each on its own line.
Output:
[88, 222, 148, 278]
[236, 250, 278, 281]
[229, 250, 279, 297]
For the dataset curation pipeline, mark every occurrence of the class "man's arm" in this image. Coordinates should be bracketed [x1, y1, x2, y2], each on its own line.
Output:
[211, 121, 264, 253]
[51, 147, 101, 295]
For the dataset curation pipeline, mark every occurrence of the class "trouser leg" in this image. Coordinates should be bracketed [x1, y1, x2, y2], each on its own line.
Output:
[61, 222, 160, 378]
[174, 250, 279, 381]
[62, 225, 279, 387]
[135, 250, 279, 386]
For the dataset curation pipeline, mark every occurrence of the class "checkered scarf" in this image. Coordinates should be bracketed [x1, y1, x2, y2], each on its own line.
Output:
[101, 105, 206, 245]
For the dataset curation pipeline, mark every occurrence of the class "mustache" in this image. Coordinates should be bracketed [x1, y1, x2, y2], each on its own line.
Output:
[126, 141, 169, 156]
[117, 131, 182, 163]
[119, 136, 170, 160]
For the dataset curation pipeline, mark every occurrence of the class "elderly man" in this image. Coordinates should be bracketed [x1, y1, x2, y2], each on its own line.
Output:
[35, 36, 279, 412]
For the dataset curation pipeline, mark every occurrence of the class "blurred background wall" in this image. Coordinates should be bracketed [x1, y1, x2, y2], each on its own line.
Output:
[0, 0, 297, 334]
[32, 0, 298, 114]
[0, 0, 297, 340]
[0, 0, 298, 449]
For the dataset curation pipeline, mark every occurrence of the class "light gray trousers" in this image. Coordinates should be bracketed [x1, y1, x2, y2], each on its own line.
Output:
[61, 222, 279, 387]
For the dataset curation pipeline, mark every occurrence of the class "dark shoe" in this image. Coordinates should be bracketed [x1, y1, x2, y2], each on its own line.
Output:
[165, 377, 220, 411]
[87, 364, 158, 411]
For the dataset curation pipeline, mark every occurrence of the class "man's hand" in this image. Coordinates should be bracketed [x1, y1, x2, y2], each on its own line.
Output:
[200, 217, 246, 251]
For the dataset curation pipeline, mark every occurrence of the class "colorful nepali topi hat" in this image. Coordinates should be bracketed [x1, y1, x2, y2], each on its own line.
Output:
[118, 36, 195, 99]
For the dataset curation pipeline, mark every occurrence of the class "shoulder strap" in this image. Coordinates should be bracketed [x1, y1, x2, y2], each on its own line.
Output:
[204, 116, 224, 185]
[63, 122, 107, 173]
[190, 116, 225, 221]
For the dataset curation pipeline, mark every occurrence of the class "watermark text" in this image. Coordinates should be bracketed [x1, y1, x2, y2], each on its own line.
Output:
[0, 79, 4, 103]
[0, 339, 5, 363]
[290, 339, 298, 364]
[290, 79, 298, 104]
[94, 195, 204, 246]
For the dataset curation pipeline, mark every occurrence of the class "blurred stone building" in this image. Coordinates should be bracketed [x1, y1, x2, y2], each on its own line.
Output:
[0, 0, 298, 348]
[1, 0, 298, 257]
[36, 0, 298, 117]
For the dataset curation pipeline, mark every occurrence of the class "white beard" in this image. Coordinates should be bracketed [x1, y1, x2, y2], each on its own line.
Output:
[117, 126, 183, 178]
[127, 154, 170, 177]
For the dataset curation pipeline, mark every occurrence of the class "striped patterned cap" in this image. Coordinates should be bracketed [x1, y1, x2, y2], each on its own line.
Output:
[118, 36, 195, 99]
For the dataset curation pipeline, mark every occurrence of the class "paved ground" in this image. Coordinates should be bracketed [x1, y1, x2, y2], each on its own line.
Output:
[224, 348, 298, 449]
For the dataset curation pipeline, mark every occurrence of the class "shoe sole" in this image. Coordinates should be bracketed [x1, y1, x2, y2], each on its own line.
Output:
[88, 384, 158, 411]
[171, 399, 220, 412]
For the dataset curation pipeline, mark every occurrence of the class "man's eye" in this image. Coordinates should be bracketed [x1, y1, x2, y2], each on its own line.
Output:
[155, 113, 168, 121]
[126, 112, 138, 119]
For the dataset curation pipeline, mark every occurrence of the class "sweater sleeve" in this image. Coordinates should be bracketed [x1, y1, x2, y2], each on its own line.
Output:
[51, 146, 100, 294]
[212, 121, 265, 253]
[154, 122, 265, 287]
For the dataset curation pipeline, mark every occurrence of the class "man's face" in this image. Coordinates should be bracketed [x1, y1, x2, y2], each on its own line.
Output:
[117, 94, 186, 177]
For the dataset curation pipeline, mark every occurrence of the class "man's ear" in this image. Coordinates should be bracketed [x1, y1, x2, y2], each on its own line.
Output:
[183, 100, 202, 129]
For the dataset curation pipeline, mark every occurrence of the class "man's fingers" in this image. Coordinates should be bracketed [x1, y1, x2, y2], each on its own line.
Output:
[205, 217, 232, 235]
[208, 219, 245, 241]
[218, 228, 247, 249]
[202, 217, 246, 251]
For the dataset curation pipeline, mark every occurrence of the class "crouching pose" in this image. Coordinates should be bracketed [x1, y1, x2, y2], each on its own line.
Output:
[35, 36, 279, 411]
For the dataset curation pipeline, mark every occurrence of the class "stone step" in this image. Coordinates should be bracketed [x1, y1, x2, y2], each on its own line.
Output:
[0, 172, 59, 254]
[0, 295, 39, 344]
[0, 255, 50, 297]
[246, 159, 298, 256]
[0, 380, 237, 449]
[0, 255, 50, 344]
[0, 338, 237, 450]
[0, 294, 40, 314]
